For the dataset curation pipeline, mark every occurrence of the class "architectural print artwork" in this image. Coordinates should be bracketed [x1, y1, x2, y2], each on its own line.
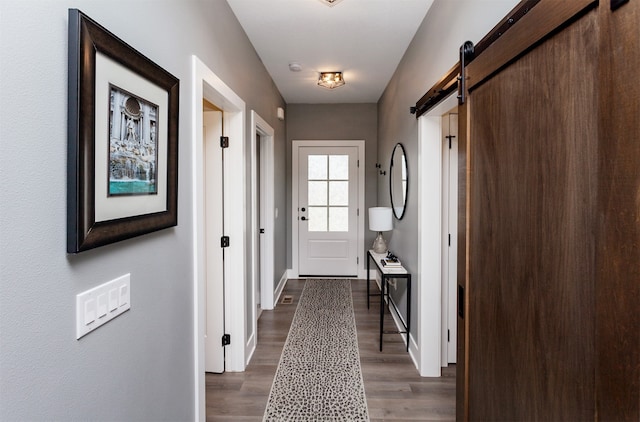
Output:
[109, 85, 159, 196]
[67, 8, 179, 253]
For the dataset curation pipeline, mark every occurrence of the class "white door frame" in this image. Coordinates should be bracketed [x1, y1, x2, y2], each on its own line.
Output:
[192, 56, 246, 421]
[416, 93, 458, 377]
[247, 111, 275, 361]
[291, 140, 365, 279]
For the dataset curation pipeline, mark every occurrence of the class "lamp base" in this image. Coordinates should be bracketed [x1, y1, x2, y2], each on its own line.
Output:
[372, 232, 388, 254]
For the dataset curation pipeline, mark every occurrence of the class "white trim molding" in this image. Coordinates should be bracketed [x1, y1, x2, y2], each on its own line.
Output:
[274, 271, 289, 305]
[415, 93, 458, 378]
[247, 110, 275, 364]
[191, 55, 246, 421]
[251, 111, 275, 309]
[417, 113, 444, 377]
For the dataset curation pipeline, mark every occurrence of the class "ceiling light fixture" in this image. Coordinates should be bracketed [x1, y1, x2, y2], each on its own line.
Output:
[317, 72, 345, 89]
[318, 0, 344, 7]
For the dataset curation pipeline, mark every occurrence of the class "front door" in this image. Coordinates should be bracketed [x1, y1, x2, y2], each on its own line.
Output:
[296, 145, 359, 276]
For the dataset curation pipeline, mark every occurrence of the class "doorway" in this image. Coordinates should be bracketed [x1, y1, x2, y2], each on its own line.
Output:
[291, 141, 365, 278]
[416, 93, 458, 377]
[192, 56, 247, 421]
[441, 111, 458, 365]
[203, 105, 224, 374]
[248, 111, 275, 361]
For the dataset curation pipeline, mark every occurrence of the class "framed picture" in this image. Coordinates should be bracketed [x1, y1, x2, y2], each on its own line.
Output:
[67, 9, 179, 253]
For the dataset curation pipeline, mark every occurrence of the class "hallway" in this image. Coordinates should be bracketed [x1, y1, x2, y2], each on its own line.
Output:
[206, 279, 455, 421]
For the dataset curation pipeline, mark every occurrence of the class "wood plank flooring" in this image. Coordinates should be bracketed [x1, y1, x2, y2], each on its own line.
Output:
[206, 279, 455, 421]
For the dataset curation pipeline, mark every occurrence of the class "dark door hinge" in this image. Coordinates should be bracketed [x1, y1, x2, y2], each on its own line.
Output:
[220, 136, 229, 148]
[448, 234, 451, 246]
[448, 329, 450, 342]
[446, 135, 456, 149]
[222, 334, 231, 346]
[221, 236, 230, 248]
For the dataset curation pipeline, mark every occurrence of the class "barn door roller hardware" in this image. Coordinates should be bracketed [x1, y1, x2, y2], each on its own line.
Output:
[611, 0, 629, 10]
[457, 41, 475, 105]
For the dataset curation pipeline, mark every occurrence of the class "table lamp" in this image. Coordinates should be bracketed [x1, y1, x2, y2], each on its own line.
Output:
[369, 207, 393, 254]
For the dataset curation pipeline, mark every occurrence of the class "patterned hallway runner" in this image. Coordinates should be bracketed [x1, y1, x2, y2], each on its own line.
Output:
[263, 279, 369, 421]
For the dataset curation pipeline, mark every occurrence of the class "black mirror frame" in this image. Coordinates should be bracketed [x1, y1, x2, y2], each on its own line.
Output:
[389, 142, 408, 220]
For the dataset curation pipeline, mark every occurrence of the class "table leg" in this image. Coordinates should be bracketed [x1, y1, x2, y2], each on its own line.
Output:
[406, 275, 411, 352]
[380, 275, 385, 352]
[367, 253, 370, 309]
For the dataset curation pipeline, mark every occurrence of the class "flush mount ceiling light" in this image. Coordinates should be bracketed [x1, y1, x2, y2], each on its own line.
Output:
[317, 0, 344, 7]
[317, 72, 345, 89]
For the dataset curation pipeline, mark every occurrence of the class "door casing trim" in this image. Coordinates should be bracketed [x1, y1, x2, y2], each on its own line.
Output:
[192, 55, 246, 421]
[247, 110, 275, 364]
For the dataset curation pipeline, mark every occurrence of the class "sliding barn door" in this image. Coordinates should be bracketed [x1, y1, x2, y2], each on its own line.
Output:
[457, 0, 640, 420]
[596, 0, 640, 419]
[462, 2, 599, 420]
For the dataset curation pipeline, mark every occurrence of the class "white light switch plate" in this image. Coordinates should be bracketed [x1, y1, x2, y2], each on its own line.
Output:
[76, 274, 131, 339]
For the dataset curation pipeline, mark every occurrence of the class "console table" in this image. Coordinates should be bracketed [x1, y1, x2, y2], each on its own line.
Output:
[366, 249, 411, 352]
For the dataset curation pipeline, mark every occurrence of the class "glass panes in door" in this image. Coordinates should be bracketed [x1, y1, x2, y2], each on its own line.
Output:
[308, 154, 349, 232]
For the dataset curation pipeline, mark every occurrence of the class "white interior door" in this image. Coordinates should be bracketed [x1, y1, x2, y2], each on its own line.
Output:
[442, 112, 458, 364]
[204, 110, 224, 373]
[297, 146, 359, 276]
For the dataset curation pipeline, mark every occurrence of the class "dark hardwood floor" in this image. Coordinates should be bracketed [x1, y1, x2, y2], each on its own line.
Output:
[206, 279, 456, 421]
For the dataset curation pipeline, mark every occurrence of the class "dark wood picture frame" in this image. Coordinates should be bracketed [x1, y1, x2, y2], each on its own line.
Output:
[67, 9, 179, 253]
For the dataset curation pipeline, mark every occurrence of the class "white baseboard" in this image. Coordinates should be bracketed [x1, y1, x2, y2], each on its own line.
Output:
[274, 271, 288, 306]
[245, 331, 256, 366]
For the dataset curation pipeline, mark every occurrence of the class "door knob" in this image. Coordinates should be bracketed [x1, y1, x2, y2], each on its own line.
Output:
[301, 216, 307, 221]
[301, 207, 306, 212]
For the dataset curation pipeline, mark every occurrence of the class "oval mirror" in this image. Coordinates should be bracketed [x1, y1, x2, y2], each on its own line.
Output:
[390, 143, 408, 219]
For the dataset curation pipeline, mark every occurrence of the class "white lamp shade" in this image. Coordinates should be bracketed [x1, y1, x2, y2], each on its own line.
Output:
[369, 207, 393, 232]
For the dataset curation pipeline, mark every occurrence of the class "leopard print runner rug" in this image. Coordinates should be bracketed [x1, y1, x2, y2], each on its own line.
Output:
[263, 279, 369, 421]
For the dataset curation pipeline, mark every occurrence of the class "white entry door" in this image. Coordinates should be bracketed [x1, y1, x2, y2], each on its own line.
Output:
[297, 145, 359, 276]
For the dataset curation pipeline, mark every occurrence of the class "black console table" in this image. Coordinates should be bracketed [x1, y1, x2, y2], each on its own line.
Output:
[366, 249, 411, 352]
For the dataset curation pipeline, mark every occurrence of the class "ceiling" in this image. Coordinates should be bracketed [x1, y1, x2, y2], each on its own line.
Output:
[226, 0, 435, 104]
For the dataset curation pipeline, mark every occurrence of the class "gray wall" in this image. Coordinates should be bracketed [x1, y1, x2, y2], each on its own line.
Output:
[0, 0, 285, 420]
[286, 104, 378, 271]
[377, 0, 520, 335]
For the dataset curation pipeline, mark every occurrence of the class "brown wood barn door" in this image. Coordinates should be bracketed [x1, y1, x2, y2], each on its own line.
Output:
[596, 0, 640, 420]
[461, 1, 600, 420]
